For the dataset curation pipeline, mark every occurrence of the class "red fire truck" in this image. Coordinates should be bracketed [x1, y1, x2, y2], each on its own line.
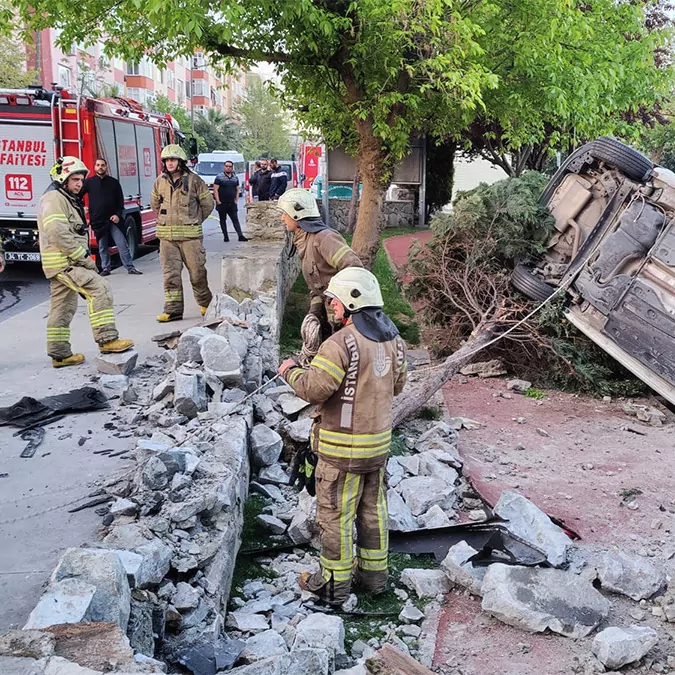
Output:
[0, 86, 179, 264]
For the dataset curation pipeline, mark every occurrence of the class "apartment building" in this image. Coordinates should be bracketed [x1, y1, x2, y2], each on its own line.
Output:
[26, 30, 246, 119]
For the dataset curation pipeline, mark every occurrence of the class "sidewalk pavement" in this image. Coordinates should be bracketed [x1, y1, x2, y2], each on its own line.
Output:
[0, 211, 243, 630]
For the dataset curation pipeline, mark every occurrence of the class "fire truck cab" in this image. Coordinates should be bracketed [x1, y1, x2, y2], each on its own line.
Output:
[0, 86, 177, 263]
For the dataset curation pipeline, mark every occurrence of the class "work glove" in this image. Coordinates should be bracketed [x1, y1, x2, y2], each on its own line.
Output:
[290, 446, 317, 497]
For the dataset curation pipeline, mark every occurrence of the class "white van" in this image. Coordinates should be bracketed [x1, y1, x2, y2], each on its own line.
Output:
[194, 151, 246, 196]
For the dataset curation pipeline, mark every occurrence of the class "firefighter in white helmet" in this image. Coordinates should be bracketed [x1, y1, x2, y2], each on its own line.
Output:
[151, 144, 215, 322]
[37, 156, 134, 367]
[279, 267, 407, 604]
[277, 188, 363, 339]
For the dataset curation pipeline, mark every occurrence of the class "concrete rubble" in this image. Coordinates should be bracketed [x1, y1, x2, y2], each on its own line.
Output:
[592, 625, 658, 669]
[596, 548, 666, 601]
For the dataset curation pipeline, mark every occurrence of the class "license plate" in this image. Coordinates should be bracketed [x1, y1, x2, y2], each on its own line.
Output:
[4, 251, 41, 262]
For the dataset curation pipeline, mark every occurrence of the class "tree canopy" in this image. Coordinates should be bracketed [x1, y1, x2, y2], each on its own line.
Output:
[234, 78, 292, 160]
[11, 0, 673, 264]
[194, 107, 241, 153]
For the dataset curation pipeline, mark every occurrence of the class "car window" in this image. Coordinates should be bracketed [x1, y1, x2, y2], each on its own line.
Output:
[195, 162, 221, 175]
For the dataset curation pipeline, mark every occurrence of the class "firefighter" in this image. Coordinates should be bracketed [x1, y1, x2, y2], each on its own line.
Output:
[38, 157, 134, 367]
[276, 188, 363, 338]
[151, 144, 215, 322]
[278, 267, 407, 604]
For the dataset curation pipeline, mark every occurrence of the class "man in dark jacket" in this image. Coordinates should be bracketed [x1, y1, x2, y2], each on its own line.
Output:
[248, 160, 261, 201]
[270, 159, 288, 200]
[214, 161, 248, 243]
[82, 159, 142, 276]
[256, 159, 272, 201]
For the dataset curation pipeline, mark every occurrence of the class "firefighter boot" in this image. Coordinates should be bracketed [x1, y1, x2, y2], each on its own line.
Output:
[298, 571, 351, 606]
[99, 339, 135, 353]
[52, 354, 86, 368]
[157, 313, 182, 323]
[200, 306, 208, 316]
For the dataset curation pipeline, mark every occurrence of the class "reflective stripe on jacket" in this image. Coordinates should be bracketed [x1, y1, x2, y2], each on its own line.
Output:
[294, 228, 363, 309]
[150, 171, 214, 241]
[283, 322, 407, 473]
[37, 187, 90, 279]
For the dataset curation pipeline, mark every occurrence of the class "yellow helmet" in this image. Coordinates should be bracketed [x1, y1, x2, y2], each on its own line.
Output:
[325, 266, 384, 311]
[161, 144, 187, 161]
[277, 188, 320, 220]
[50, 156, 89, 184]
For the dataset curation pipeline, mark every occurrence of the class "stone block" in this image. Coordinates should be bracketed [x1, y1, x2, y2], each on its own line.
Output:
[23, 578, 96, 629]
[417, 505, 451, 529]
[153, 375, 175, 401]
[293, 613, 345, 654]
[258, 464, 290, 486]
[398, 476, 455, 516]
[288, 490, 318, 545]
[257, 514, 287, 535]
[127, 600, 155, 657]
[241, 630, 288, 662]
[95, 349, 138, 376]
[177, 327, 213, 365]
[387, 488, 417, 532]
[174, 367, 207, 419]
[226, 611, 270, 633]
[440, 541, 485, 596]
[277, 394, 311, 418]
[205, 293, 241, 322]
[481, 563, 609, 638]
[250, 425, 283, 467]
[0, 630, 55, 659]
[400, 568, 451, 599]
[592, 625, 658, 670]
[493, 490, 570, 567]
[173, 581, 201, 611]
[98, 374, 130, 400]
[226, 648, 330, 675]
[286, 418, 312, 443]
[0, 656, 45, 675]
[597, 549, 666, 600]
[200, 334, 243, 386]
[51, 548, 131, 630]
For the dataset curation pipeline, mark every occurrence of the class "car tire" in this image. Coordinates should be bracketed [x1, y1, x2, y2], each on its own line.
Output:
[589, 136, 653, 182]
[511, 263, 556, 302]
[124, 215, 140, 260]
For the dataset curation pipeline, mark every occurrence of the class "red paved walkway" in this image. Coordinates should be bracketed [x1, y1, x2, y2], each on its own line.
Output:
[383, 230, 433, 270]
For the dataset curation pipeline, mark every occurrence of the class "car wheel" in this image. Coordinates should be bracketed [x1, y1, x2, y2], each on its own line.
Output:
[511, 263, 556, 302]
[589, 137, 653, 182]
[124, 215, 140, 260]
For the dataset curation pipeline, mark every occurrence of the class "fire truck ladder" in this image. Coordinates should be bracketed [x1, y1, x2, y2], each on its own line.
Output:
[53, 94, 83, 159]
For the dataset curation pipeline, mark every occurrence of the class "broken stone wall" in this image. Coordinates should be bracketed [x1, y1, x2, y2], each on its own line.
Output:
[321, 199, 416, 234]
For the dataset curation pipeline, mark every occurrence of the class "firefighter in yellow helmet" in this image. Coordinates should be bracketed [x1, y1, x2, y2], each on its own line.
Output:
[278, 267, 407, 604]
[151, 144, 215, 322]
[277, 188, 363, 339]
[38, 157, 134, 367]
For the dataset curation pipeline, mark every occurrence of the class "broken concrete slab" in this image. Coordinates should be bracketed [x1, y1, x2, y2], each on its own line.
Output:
[250, 425, 283, 467]
[293, 613, 345, 654]
[592, 625, 658, 670]
[51, 548, 131, 630]
[226, 611, 270, 633]
[257, 514, 287, 535]
[258, 464, 290, 486]
[174, 367, 208, 419]
[95, 349, 139, 376]
[387, 488, 417, 532]
[399, 603, 425, 624]
[417, 505, 451, 529]
[277, 393, 311, 418]
[396, 455, 420, 476]
[98, 374, 130, 400]
[241, 630, 288, 662]
[597, 549, 666, 601]
[398, 476, 456, 516]
[226, 648, 330, 675]
[152, 375, 175, 401]
[481, 563, 609, 638]
[177, 327, 213, 365]
[201, 335, 243, 386]
[400, 568, 451, 599]
[440, 541, 485, 596]
[493, 490, 570, 567]
[177, 638, 246, 675]
[23, 578, 96, 629]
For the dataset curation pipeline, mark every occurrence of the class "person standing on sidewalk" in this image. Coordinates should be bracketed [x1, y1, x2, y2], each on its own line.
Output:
[277, 188, 363, 338]
[151, 144, 215, 323]
[82, 159, 142, 276]
[278, 267, 407, 604]
[270, 159, 288, 200]
[38, 156, 134, 368]
[214, 161, 248, 243]
[256, 159, 272, 201]
[248, 160, 262, 202]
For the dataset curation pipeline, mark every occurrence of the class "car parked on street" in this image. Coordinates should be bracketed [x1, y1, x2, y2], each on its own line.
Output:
[511, 137, 675, 405]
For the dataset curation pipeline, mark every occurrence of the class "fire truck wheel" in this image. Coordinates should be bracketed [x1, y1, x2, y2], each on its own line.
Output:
[124, 215, 140, 260]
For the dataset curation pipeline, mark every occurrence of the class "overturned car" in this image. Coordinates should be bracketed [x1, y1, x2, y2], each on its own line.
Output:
[512, 137, 675, 405]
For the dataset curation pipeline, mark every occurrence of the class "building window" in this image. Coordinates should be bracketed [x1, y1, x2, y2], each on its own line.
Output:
[125, 59, 152, 77]
[58, 65, 71, 88]
[192, 80, 208, 97]
[159, 69, 165, 85]
[177, 79, 184, 100]
[167, 70, 175, 90]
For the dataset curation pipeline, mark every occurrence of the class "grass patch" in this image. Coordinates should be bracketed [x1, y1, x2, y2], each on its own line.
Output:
[417, 405, 442, 421]
[280, 274, 310, 357]
[524, 387, 547, 400]
[343, 552, 437, 648]
[389, 431, 409, 457]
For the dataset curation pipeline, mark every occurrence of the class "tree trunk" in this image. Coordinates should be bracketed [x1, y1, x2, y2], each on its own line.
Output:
[392, 325, 497, 427]
[351, 121, 387, 269]
[347, 169, 360, 233]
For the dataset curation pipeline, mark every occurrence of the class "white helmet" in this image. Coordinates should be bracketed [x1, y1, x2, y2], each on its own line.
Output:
[325, 267, 383, 312]
[50, 156, 89, 184]
[277, 188, 320, 220]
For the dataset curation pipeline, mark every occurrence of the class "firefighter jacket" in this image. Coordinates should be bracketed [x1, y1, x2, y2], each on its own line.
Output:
[37, 186, 95, 279]
[283, 321, 407, 473]
[150, 171, 214, 241]
[294, 228, 363, 314]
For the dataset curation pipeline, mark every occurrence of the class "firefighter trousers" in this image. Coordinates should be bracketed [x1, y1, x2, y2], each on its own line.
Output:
[307, 457, 389, 603]
[47, 266, 119, 359]
[159, 238, 213, 318]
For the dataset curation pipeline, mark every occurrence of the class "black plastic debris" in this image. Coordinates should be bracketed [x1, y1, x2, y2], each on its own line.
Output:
[177, 638, 246, 675]
[0, 387, 108, 429]
[388, 519, 548, 566]
[19, 427, 45, 458]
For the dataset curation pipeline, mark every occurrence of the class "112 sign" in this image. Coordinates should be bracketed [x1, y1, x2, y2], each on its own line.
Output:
[5, 174, 33, 201]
